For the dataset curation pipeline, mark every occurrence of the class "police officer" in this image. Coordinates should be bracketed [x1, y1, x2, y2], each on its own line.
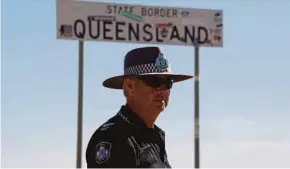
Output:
[85, 47, 194, 168]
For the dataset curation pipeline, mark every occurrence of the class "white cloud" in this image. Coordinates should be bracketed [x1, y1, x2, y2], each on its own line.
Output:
[165, 139, 290, 168]
[163, 117, 290, 168]
[201, 141, 290, 168]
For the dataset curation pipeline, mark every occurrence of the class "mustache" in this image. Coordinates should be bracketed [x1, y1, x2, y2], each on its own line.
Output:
[154, 97, 164, 100]
[153, 90, 169, 100]
[154, 94, 167, 100]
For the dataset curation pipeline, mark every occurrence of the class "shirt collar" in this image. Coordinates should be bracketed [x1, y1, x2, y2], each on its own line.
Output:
[118, 104, 165, 137]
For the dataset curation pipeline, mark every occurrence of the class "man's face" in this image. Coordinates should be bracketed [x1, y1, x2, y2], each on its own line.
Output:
[131, 75, 173, 113]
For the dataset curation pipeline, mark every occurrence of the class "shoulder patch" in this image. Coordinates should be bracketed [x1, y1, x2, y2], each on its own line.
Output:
[95, 142, 112, 164]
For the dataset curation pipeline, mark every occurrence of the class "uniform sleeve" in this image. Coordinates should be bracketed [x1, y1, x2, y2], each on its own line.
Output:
[86, 135, 138, 168]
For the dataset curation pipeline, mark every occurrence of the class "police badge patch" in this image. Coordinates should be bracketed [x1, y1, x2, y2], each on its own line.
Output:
[155, 53, 170, 71]
[95, 142, 112, 164]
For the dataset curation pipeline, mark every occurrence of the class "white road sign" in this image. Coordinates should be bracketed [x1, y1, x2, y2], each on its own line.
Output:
[56, 0, 223, 47]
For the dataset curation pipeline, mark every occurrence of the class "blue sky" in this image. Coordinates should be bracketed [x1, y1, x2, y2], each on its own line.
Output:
[2, 0, 290, 168]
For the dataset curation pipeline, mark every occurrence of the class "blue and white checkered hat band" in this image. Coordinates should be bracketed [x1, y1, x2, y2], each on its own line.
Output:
[124, 63, 172, 75]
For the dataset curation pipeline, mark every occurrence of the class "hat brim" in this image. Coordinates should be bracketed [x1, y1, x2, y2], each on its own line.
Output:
[102, 73, 194, 89]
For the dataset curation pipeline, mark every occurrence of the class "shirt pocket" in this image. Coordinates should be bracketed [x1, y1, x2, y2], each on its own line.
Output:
[139, 145, 160, 167]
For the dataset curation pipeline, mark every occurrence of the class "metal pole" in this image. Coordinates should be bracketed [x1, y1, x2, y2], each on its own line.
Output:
[76, 40, 84, 168]
[194, 38, 200, 168]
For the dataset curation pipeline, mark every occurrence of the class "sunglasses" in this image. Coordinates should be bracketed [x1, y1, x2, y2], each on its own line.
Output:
[137, 75, 173, 89]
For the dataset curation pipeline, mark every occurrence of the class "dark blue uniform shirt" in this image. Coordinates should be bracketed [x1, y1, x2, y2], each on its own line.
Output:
[85, 105, 172, 168]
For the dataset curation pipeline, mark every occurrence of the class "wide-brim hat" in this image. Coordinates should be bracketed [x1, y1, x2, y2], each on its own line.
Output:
[103, 47, 194, 89]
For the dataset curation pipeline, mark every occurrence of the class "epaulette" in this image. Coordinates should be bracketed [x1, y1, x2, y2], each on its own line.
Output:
[94, 115, 133, 140]
[98, 122, 116, 132]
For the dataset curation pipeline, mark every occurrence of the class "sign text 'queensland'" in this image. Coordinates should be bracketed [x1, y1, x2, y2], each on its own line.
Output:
[57, 0, 223, 47]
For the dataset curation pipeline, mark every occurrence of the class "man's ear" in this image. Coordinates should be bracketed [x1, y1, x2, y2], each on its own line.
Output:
[123, 78, 136, 96]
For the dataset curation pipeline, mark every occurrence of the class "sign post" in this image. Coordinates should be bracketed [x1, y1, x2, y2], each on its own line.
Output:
[56, 0, 223, 168]
[194, 38, 200, 168]
[76, 40, 84, 168]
